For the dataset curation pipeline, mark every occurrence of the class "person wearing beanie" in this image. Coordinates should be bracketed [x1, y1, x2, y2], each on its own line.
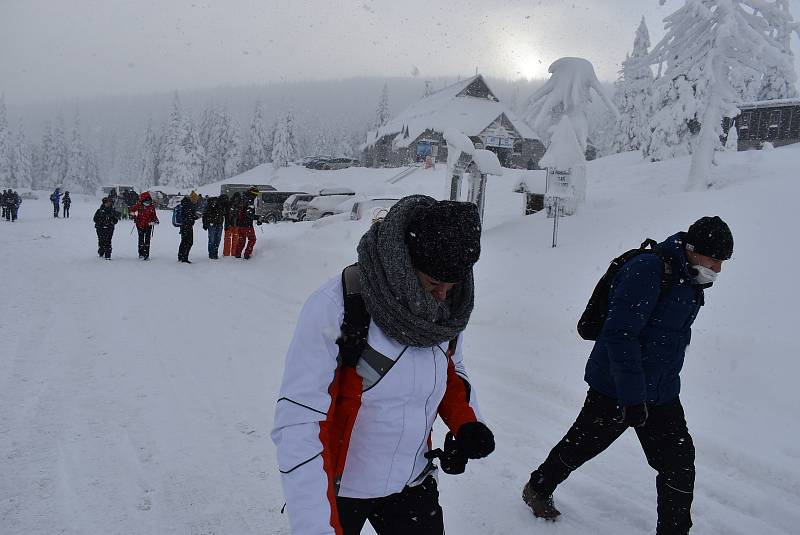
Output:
[93, 197, 119, 259]
[523, 216, 734, 535]
[272, 195, 495, 535]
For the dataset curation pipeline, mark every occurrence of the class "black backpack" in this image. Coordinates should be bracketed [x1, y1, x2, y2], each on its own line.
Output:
[577, 239, 672, 341]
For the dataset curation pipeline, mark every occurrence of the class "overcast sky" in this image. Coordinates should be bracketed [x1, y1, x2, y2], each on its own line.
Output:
[2, 0, 799, 103]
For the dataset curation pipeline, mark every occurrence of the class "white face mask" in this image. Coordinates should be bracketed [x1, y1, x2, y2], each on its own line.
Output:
[692, 265, 718, 285]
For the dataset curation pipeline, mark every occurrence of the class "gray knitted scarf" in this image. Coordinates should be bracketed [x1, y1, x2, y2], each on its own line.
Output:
[356, 195, 474, 347]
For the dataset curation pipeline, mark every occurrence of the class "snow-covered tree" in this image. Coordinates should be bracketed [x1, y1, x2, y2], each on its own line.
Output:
[158, 93, 203, 189]
[643, 0, 798, 189]
[523, 57, 618, 153]
[199, 105, 241, 185]
[240, 101, 272, 172]
[611, 17, 655, 152]
[375, 83, 391, 128]
[64, 108, 86, 193]
[10, 119, 32, 189]
[271, 111, 298, 168]
[48, 116, 69, 188]
[0, 94, 12, 187]
[138, 120, 160, 188]
[757, 0, 800, 99]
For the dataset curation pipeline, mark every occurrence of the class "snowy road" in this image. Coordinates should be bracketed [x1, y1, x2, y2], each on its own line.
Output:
[2, 148, 800, 535]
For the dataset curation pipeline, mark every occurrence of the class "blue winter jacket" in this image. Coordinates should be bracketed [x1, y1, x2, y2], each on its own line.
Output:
[584, 232, 704, 407]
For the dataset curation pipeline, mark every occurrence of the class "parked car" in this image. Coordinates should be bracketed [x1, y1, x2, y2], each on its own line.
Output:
[347, 197, 399, 221]
[303, 157, 360, 171]
[255, 190, 308, 223]
[302, 190, 356, 221]
[282, 193, 316, 222]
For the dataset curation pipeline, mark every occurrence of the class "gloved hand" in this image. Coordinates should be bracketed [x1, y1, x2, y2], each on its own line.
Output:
[425, 431, 467, 475]
[616, 403, 648, 427]
[455, 421, 495, 459]
[203, 224, 208, 231]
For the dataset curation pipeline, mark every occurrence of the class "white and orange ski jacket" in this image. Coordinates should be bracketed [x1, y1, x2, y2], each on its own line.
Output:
[271, 275, 483, 534]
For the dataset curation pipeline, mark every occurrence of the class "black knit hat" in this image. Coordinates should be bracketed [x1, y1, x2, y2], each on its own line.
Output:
[405, 200, 482, 282]
[686, 216, 734, 260]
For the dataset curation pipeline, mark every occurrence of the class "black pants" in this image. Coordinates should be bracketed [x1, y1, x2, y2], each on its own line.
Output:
[178, 226, 193, 261]
[530, 389, 695, 535]
[53, 202, 59, 217]
[336, 476, 444, 535]
[96, 227, 114, 258]
[137, 227, 152, 258]
[63, 205, 70, 218]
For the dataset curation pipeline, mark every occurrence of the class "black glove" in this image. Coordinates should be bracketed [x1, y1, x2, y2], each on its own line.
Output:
[425, 431, 467, 475]
[202, 225, 208, 231]
[455, 421, 495, 459]
[616, 403, 648, 427]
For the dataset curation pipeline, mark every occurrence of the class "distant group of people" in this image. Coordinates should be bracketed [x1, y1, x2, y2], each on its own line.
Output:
[49, 188, 71, 218]
[1, 189, 22, 221]
[91, 186, 262, 262]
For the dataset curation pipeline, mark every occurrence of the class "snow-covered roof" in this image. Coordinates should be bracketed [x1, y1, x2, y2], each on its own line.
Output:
[365, 75, 537, 149]
[738, 97, 800, 109]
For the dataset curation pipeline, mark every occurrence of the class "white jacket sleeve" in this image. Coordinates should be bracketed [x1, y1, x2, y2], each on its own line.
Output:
[271, 288, 343, 535]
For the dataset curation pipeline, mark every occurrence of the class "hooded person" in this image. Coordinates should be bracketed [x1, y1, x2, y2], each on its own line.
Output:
[272, 195, 495, 535]
[129, 191, 160, 260]
[177, 195, 198, 263]
[93, 197, 119, 259]
[233, 186, 260, 259]
[522, 216, 734, 535]
[62, 191, 72, 218]
[50, 187, 61, 218]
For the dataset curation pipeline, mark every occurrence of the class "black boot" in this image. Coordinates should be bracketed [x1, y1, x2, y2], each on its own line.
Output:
[522, 480, 561, 521]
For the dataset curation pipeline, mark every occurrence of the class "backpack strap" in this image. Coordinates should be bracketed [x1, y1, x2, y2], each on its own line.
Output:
[335, 264, 371, 368]
[639, 239, 673, 297]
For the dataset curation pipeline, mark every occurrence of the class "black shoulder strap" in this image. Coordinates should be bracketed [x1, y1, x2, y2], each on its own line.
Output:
[640, 239, 673, 296]
[335, 264, 371, 368]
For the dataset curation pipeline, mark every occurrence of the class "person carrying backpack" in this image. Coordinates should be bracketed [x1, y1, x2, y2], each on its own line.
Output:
[202, 195, 225, 259]
[272, 195, 496, 535]
[129, 191, 159, 260]
[93, 197, 119, 259]
[62, 191, 72, 218]
[522, 216, 734, 535]
[50, 188, 61, 218]
[176, 196, 198, 263]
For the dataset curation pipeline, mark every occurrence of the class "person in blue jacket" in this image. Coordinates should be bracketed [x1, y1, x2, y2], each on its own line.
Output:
[522, 216, 734, 535]
[50, 188, 61, 218]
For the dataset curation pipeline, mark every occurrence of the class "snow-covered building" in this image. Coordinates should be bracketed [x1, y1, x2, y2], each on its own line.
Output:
[362, 75, 545, 169]
[724, 98, 800, 151]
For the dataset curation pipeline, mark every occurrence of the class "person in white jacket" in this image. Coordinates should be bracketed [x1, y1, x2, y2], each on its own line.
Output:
[272, 195, 496, 535]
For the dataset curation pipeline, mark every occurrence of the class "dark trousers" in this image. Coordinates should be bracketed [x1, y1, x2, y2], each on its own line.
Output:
[137, 227, 152, 258]
[178, 226, 193, 261]
[207, 224, 223, 258]
[530, 389, 695, 535]
[53, 202, 59, 217]
[96, 227, 114, 258]
[10, 205, 17, 221]
[336, 476, 444, 535]
[63, 205, 70, 218]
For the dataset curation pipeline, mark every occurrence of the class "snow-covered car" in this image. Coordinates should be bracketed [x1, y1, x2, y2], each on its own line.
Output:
[282, 193, 317, 222]
[302, 191, 356, 221]
[348, 197, 399, 221]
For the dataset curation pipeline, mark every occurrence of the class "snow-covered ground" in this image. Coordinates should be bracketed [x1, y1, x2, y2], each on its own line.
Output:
[2, 147, 799, 534]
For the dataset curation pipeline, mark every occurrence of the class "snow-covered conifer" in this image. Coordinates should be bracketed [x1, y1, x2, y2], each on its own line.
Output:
[0, 95, 13, 187]
[159, 93, 203, 190]
[240, 101, 271, 172]
[611, 17, 655, 153]
[199, 105, 241, 185]
[643, 0, 797, 189]
[49, 116, 69, 188]
[523, 57, 617, 152]
[375, 83, 391, 128]
[10, 119, 32, 189]
[64, 107, 87, 193]
[138, 120, 160, 188]
[271, 112, 298, 168]
[757, 0, 799, 99]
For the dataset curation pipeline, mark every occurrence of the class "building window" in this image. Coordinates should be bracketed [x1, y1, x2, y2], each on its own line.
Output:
[768, 110, 782, 139]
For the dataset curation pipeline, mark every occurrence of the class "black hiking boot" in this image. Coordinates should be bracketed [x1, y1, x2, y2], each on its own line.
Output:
[522, 481, 561, 521]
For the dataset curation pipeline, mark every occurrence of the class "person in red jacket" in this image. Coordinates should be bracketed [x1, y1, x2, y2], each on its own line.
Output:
[129, 191, 159, 260]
